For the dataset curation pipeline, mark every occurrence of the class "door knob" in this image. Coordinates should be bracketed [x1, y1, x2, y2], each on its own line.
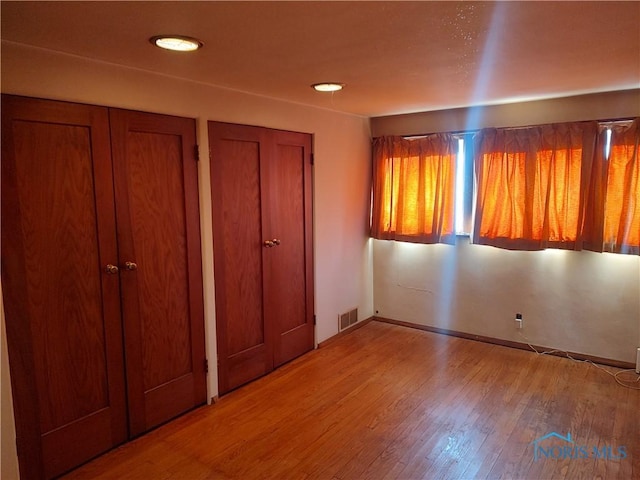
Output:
[263, 239, 281, 248]
[124, 261, 138, 271]
[105, 264, 119, 274]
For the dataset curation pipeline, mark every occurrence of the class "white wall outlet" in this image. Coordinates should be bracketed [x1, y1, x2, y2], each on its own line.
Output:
[515, 313, 523, 329]
[636, 347, 640, 374]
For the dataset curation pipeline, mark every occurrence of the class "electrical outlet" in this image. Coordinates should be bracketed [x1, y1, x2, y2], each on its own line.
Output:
[636, 347, 640, 374]
[515, 313, 523, 329]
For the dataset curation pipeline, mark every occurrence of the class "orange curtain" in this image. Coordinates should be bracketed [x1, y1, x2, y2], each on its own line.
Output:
[371, 135, 457, 244]
[601, 119, 639, 254]
[472, 122, 598, 250]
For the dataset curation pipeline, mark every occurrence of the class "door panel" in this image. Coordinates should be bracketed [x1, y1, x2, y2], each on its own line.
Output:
[1, 95, 127, 479]
[269, 132, 315, 366]
[209, 123, 272, 394]
[16, 121, 110, 429]
[109, 109, 206, 436]
[267, 143, 306, 334]
[127, 131, 192, 389]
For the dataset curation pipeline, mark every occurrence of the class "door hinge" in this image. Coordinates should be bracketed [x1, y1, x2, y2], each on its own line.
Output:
[194, 145, 200, 162]
[310, 153, 314, 165]
[313, 314, 317, 325]
[204, 358, 208, 373]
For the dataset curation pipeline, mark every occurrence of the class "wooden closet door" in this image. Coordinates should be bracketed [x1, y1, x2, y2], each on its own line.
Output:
[109, 109, 206, 436]
[209, 122, 314, 395]
[209, 122, 274, 394]
[267, 130, 315, 367]
[1, 95, 127, 479]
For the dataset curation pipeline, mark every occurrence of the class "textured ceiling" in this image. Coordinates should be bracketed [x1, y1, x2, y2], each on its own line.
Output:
[2, 1, 639, 117]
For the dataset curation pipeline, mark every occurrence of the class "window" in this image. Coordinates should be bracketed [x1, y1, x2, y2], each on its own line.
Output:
[472, 122, 598, 250]
[371, 117, 639, 255]
[455, 138, 465, 235]
[454, 135, 474, 235]
[601, 119, 639, 254]
[371, 134, 457, 244]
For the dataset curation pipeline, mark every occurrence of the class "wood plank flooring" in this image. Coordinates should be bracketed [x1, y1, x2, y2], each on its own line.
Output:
[63, 321, 639, 480]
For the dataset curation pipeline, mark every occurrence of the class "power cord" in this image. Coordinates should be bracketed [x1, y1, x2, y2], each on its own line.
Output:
[518, 331, 640, 390]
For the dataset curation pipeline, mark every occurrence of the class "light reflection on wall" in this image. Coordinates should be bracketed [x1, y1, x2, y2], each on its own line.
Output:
[392, 241, 458, 329]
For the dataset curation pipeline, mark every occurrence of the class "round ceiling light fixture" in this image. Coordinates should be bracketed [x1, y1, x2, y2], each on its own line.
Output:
[150, 35, 204, 52]
[311, 83, 345, 92]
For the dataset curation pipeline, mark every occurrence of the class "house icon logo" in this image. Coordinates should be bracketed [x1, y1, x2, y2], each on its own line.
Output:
[531, 432, 574, 461]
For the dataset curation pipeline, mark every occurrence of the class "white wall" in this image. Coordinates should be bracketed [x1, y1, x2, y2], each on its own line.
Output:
[1, 289, 19, 480]
[374, 240, 640, 363]
[0, 41, 373, 478]
[371, 91, 640, 365]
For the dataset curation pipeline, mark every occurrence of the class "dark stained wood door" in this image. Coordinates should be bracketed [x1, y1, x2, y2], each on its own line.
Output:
[1, 95, 128, 479]
[267, 130, 314, 367]
[209, 122, 314, 395]
[109, 109, 207, 436]
[209, 123, 273, 394]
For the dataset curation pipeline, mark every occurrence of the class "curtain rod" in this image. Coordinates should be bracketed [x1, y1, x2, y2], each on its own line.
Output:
[398, 117, 636, 140]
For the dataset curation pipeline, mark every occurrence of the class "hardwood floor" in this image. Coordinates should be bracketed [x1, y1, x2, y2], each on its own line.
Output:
[63, 321, 639, 480]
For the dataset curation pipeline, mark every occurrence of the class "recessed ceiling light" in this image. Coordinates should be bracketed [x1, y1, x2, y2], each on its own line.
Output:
[150, 35, 203, 52]
[311, 83, 345, 92]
